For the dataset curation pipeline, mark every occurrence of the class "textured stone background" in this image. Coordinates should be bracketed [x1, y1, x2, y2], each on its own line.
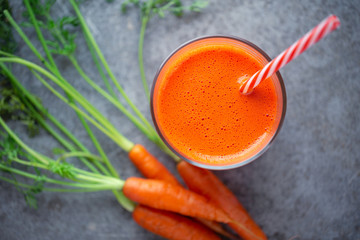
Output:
[1, 0, 359, 239]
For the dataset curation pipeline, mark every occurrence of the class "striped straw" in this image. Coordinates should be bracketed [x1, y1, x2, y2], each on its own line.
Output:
[239, 15, 341, 94]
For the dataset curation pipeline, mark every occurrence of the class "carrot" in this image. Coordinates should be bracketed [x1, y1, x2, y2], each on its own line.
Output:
[128, 144, 181, 186]
[133, 205, 221, 240]
[177, 161, 267, 240]
[123, 177, 231, 223]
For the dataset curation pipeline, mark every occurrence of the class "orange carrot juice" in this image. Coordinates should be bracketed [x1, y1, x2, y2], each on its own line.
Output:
[151, 36, 286, 169]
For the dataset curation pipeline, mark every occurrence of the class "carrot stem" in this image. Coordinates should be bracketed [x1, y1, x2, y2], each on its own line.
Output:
[23, 0, 58, 72]
[138, 15, 150, 100]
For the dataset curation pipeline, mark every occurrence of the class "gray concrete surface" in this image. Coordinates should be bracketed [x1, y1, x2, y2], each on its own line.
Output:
[1, 0, 359, 239]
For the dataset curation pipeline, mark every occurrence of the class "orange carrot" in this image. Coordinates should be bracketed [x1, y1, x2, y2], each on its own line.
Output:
[133, 205, 221, 240]
[128, 144, 181, 186]
[123, 177, 231, 223]
[177, 161, 267, 240]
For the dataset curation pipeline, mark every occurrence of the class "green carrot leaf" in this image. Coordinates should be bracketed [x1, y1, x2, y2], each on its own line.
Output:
[0, 130, 46, 208]
[23, 175, 45, 208]
[22, 0, 79, 57]
[59, 16, 79, 28]
[22, 0, 55, 18]
[0, 0, 16, 53]
[0, 80, 43, 137]
[0, 133, 23, 164]
[48, 161, 76, 179]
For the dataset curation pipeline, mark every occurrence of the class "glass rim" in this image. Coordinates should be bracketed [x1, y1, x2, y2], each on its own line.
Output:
[150, 35, 287, 170]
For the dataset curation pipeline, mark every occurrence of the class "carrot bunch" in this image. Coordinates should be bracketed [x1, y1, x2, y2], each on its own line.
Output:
[128, 144, 267, 240]
[0, 115, 251, 240]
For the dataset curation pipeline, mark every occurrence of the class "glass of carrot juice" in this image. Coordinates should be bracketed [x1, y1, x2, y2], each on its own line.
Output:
[151, 36, 286, 170]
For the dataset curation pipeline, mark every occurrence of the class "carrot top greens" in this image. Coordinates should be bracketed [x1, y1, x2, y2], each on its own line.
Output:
[0, 0, 207, 210]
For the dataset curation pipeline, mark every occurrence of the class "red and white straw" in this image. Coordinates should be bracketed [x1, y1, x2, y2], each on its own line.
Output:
[239, 15, 340, 94]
